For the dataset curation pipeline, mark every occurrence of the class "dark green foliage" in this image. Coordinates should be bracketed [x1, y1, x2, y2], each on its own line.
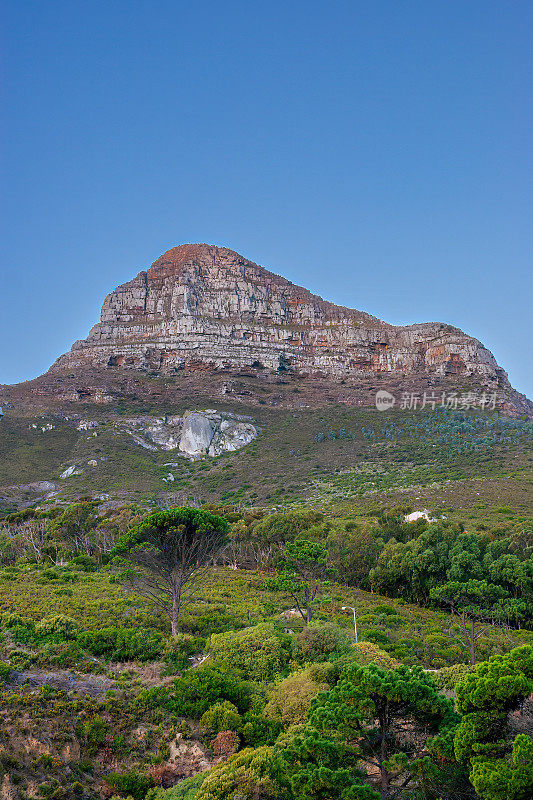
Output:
[102, 771, 154, 800]
[454, 645, 533, 800]
[310, 663, 457, 798]
[274, 726, 379, 800]
[240, 713, 283, 746]
[168, 665, 254, 717]
[78, 626, 165, 661]
[68, 555, 98, 572]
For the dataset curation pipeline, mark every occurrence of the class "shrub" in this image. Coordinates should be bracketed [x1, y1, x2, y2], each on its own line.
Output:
[78, 715, 108, 756]
[346, 641, 400, 669]
[263, 667, 330, 726]
[1, 613, 32, 629]
[0, 661, 10, 683]
[169, 666, 254, 717]
[373, 604, 397, 615]
[79, 627, 164, 661]
[38, 568, 79, 583]
[200, 701, 242, 735]
[162, 633, 206, 673]
[240, 714, 283, 747]
[7, 648, 37, 670]
[102, 771, 154, 800]
[68, 555, 98, 572]
[364, 629, 392, 646]
[145, 773, 206, 799]
[209, 623, 292, 681]
[433, 663, 475, 692]
[193, 745, 280, 799]
[293, 621, 351, 662]
[211, 730, 239, 760]
[35, 615, 80, 641]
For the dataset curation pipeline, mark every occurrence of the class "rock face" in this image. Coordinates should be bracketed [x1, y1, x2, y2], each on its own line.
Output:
[52, 243, 510, 388]
[179, 412, 215, 457]
[71, 410, 258, 459]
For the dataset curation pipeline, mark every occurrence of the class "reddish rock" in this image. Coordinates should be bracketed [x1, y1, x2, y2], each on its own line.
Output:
[52, 244, 510, 391]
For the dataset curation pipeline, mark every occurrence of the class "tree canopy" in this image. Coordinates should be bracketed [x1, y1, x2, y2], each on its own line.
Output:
[111, 507, 229, 635]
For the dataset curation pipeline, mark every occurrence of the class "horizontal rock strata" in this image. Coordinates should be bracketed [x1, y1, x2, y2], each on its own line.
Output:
[52, 244, 509, 388]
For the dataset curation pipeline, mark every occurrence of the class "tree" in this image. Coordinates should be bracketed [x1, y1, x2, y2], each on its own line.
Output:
[454, 645, 533, 800]
[310, 663, 457, 799]
[430, 580, 508, 665]
[111, 507, 229, 635]
[265, 539, 332, 624]
[274, 726, 380, 800]
[48, 502, 100, 558]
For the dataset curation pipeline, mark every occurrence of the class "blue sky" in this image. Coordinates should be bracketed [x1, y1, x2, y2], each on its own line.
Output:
[1, 0, 531, 398]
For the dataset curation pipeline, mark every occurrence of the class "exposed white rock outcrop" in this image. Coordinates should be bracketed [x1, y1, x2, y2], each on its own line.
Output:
[179, 412, 215, 457]
[101, 409, 258, 458]
[404, 509, 437, 523]
[208, 418, 257, 456]
[60, 466, 84, 479]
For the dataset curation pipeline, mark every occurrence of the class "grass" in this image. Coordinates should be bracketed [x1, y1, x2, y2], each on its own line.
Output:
[1, 566, 530, 669]
[3, 404, 531, 516]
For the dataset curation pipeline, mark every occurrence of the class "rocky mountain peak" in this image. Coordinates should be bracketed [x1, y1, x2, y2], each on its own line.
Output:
[147, 243, 266, 281]
[40, 243, 532, 416]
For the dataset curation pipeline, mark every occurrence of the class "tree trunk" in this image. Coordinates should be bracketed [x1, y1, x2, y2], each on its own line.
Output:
[305, 587, 312, 624]
[380, 704, 390, 799]
[468, 618, 477, 665]
[171, 586, 180, 637]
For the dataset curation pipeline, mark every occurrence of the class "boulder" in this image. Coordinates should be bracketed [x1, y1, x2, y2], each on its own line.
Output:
[179, 412, 214, 456]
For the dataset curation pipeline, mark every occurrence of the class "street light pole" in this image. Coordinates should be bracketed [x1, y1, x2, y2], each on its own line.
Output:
[342, 605, 358, 643]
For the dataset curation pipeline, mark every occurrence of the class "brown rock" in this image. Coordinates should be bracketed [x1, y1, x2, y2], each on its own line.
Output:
[52, 244, 510, 391]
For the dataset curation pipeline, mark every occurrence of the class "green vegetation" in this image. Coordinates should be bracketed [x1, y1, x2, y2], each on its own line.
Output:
[111, 508, 230, 635]
[0, 401, 531, 798]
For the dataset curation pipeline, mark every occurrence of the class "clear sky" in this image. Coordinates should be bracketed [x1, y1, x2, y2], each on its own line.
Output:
[1, 0, 531, 398]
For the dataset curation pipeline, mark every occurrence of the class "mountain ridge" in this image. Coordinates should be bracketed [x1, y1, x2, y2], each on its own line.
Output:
[51, 244, 508, 380]
[2, 243, 531, 418]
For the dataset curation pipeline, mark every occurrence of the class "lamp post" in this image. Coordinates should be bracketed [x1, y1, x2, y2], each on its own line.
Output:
[341, 605, 358, 643]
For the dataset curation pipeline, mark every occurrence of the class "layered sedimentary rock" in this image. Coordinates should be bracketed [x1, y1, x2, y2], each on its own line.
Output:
[53, 243, 508, 387]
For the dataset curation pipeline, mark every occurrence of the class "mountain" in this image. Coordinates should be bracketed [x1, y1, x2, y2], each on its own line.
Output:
[53, 243, 510, 385]
[1, 243, 531, 510]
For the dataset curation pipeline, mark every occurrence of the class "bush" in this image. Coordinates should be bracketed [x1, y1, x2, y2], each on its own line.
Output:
[433, 663, 475, 692]
[68, 555, 98, 572]
[38, 568, 79, 583]
[162, 633, 206, 673]
[35, 615, 80, 641]
[169, 665, 254, 717]
[363, 629, 392, 647]
[373, 604, 397, 615]
[240, 713, 283, 747]
[293, 622, 351, 662]
[209, 623, 292, 681]
[79, 627, 164, 661]
[346, 641, 400, 669]
[7, 648, 37, 670]
[263, 667, 330, 726]
[0, 661, 10, 683]
[200, 701, 242, 735]
[146, 773, 206, 799]
[1, 613, 32, 629]
[102, 771, 154, 800]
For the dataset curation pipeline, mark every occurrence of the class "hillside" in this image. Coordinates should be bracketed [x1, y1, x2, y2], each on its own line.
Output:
[0, 244, 532, 800]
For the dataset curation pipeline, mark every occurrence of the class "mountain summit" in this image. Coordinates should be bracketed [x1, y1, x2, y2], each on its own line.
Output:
[52, 243, 512, 392]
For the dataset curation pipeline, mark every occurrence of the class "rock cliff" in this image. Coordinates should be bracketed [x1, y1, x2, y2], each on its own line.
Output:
[52, 243, 509, 388]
